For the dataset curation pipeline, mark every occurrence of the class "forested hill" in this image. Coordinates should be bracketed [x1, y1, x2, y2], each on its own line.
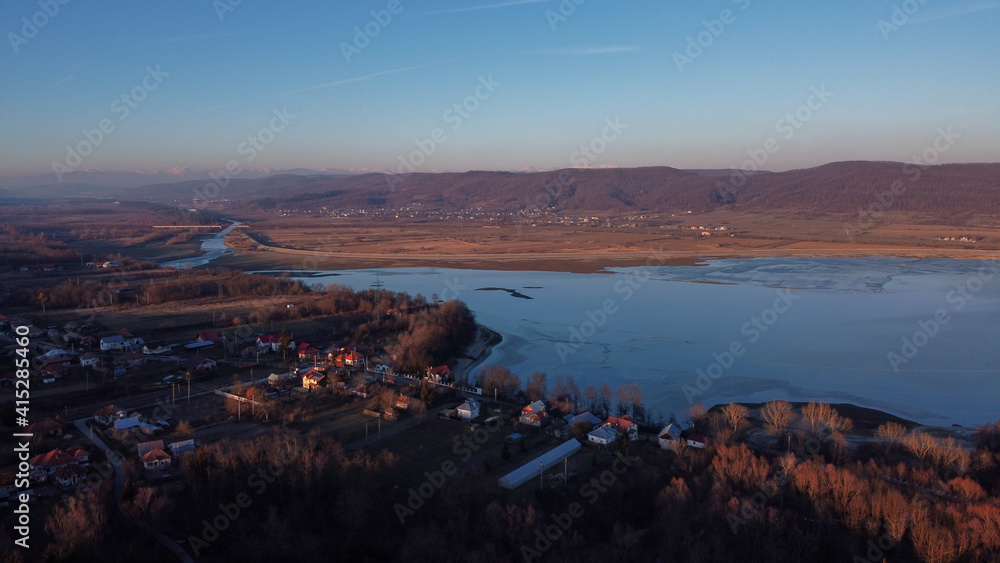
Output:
[50, 161, 1000, 224]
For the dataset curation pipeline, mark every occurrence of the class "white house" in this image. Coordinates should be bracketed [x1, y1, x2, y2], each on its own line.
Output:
[456, 400, 481, 420]
[686, 433, 709, 449]
[587, 425, 619, 446]
[658, 424, 682, 450]
[142, 449, 171, 470]
[520, 400, 548, 426]
[606, 415, 640, 441]
[80, 352, 100, 368]
[100, 335, 143, 351]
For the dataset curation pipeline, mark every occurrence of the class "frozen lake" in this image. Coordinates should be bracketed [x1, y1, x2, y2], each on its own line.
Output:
[278, 258, 999, 427]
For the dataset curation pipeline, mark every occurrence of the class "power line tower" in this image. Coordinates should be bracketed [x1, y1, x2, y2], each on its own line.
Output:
[371, 272, 385, 322]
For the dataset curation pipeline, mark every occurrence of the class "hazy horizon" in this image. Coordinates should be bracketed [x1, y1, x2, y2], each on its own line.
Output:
[2, 1, 998, 180]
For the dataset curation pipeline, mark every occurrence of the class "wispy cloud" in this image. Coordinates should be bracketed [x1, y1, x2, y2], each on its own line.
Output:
[527, 45, 644, 56]
[269, 59, 456, 98]
[907, 2, 1000, 24]
[55, 62, 89, 86]
[175, 60, 456, 116]
[424, 0, 549, 15]
[148, 32, 244, 45]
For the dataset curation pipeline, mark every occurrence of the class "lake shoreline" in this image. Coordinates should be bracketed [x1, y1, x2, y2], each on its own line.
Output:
[204, 246, 999, 274]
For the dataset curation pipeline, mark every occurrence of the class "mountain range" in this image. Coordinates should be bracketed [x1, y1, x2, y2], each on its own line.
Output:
[3, 161, 998, 225]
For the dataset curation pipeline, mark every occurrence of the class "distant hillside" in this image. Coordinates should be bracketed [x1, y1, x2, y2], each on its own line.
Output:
[87, 162, 1000, 224]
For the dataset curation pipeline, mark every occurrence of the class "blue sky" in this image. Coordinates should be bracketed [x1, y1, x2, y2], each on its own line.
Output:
[1, 0, 998, 178]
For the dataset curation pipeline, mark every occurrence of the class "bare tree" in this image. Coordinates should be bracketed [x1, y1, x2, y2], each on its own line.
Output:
[584, 384, 598, 412]
[801, 402, 853, 439]
[720, 403, 750, 434]
[761, 400, 796, 442]
[598, 382, 613, 415]
[875, 421, 906, 452]
[526, 371, 547, 402]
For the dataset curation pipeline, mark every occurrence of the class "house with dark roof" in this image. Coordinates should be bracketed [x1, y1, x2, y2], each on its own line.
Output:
[27, 417, 64, 437]
[587, 425, 619, 446]
[54, 464, 87, 487]
[658, 424, 682, 450]
[94, 405, 125, 426]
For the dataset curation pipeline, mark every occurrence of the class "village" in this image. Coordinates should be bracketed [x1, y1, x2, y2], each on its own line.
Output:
[0, 305, 720, 522]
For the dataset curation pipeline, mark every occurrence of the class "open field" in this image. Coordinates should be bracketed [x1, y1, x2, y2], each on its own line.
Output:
[201, 210, 1000, 273]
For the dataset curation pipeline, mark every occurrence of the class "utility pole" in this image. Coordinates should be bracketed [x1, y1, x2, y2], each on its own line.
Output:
[371, 272, 384, 322]
[539, 461, 544, 490]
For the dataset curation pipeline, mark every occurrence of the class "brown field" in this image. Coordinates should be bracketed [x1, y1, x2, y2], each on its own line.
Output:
[206, 210, 1000, 273]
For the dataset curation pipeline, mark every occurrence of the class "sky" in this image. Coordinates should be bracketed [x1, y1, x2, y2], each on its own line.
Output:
[1, 0, 998, 180]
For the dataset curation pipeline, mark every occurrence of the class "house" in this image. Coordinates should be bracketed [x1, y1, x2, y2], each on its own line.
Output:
[257, 335, 294, 353]
[137, 440, 165, 458]
[168, 439, 196, 456]
[54, 464, 87, 487]
[344, 352, 364, 366]
[385, 308, 402, 318]
[114, 417, 160, 434]
[498, 439, 582, 490]
[142, 344, 171, 355]
[606, 415, 639, 441]
[658, 424, 682, 450]
[565, 412, 602, 428]
[350, 384, 370, 399]
[298, 347, 322, 362]
[102, 260, 120, 268]
[426, 365, 451, 381]
[42, 264, 55, 272]
[80, 352, 100, 367]
[28, 447, 90, 475]
[520, 400, 548, 426]
[100, 334, 143, 351]
[142, 449, 171, 470]
[395, 394, 410, 410]
[27, 417, 64, 437]
[183, 356, 216, 374]
[587, 425, 619, 446]
[301, 369, 328, 390]
[456, 400, 481, 420]
[686, 433, 709, 449]
[99, 407, 124, 423]
[94, 405, 125, 426]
